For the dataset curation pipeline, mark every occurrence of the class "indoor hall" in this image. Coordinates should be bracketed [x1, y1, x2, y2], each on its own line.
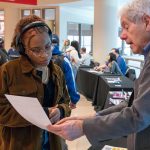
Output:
[0, 0, 147, 150]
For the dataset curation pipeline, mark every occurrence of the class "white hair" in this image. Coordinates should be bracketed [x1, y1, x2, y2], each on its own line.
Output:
[119, 0, 150, 23]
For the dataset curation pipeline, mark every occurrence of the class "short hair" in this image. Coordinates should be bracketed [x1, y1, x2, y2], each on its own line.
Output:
[65, 39, 70, 45]
[119, 0, 150, 23]
[0, 38, 4, 48]
[81, 47, 86, 53]
[111, 48, 120, 54]
[0, 38, 4, 44]
[109, 52, 117, 62]
[71, 40, 81, 58]
[11, 15, 44, 50]
[52, 34, 59, 45]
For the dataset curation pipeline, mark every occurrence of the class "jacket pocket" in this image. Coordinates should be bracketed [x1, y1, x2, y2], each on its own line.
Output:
[9, 84, 37, 97]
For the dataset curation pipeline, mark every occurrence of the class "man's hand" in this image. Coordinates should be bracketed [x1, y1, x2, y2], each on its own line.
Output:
[47, 119, 84, 141]
[69, 102, 76, 109]
[48, 107, 60, 124]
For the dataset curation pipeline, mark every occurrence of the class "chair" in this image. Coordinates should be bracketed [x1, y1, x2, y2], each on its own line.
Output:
[125, 67, 136, 81]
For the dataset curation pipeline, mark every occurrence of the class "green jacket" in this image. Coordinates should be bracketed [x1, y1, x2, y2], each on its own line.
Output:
[0, 56, 71, 150]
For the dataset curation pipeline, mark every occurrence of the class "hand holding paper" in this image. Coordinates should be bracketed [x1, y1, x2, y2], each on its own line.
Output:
[48, 107, 60, 124]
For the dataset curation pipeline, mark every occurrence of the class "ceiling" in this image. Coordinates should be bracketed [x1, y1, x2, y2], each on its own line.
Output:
[37, 0, 94, 10]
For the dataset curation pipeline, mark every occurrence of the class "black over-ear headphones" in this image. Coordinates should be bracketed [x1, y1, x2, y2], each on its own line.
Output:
[15, 21, 52, 55]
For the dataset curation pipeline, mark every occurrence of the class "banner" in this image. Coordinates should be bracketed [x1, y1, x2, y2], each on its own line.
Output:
[0, 0, 37, 5]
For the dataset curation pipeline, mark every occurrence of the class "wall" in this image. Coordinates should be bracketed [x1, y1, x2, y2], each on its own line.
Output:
[59, 6, 94, 48]
[0, 2, 60, 50]
[0, 3, 20, 50]
[93, 0, 119, 64]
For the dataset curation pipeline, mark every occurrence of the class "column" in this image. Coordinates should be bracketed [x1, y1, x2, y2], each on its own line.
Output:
[93, 0, 119, 64]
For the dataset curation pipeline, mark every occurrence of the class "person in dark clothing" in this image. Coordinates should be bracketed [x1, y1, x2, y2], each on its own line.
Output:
[7, 42, 20, 60]
[0, 38, 9, 66]
[107, 52, 123, 75]
[111, 48, 127, 75]
[51, 34, 80, 109]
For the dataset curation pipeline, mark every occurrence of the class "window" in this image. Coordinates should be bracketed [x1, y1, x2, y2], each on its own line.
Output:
[0, 10, 4, 38]
[21, 9, 31, 17]
[67, 22, 93, 54]
[32, 9, 41, 17]
[43, 9, 56, 33]
[21, 8, 56, 33]
[67, 23, 79, 41]
[81, 24, 93, 53]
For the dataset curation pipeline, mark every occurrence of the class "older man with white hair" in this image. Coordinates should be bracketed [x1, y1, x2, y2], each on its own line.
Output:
[48, 0, 150, 149]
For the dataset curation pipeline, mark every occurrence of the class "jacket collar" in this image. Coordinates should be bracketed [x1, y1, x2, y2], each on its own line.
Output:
[19, 55, 60, 79]
[19, 56, 34, 74]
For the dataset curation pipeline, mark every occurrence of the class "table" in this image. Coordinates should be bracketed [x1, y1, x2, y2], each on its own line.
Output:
[76, 68, 134, 110]
[93, 75, 134, 111]
[77, 68, 133, 149]
[76, 68, 100, 100]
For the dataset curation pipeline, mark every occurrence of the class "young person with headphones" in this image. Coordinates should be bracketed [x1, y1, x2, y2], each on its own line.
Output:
[0, 15, 71, 150]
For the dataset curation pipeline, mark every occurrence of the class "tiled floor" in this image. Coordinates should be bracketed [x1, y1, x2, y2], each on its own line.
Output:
[66, 94, 95, 150]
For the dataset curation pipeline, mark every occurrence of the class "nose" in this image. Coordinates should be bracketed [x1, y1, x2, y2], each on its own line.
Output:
[120, 30, 127, 40]
[39, 50, 51, 57]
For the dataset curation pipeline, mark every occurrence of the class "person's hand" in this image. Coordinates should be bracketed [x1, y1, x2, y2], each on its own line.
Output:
[47, 119, 84, 141]
[56, 115, 96, 125]
[94, 66, 100, 71]
[48, 107, 60, 124]
[69, 102, 76, 109]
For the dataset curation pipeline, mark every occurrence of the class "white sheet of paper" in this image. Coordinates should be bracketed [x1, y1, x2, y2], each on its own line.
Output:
[5, 94, 51, 131]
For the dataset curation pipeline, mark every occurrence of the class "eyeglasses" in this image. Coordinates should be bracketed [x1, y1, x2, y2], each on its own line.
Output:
[27, 44, 52, 56]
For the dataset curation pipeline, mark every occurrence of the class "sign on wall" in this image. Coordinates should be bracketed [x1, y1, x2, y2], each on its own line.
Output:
[0, 0, 37, 5]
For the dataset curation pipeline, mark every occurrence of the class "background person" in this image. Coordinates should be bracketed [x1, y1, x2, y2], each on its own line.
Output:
[7, 42, 20, 60]
[0, 15, 71, 150]
[51, 34, 80, 109]
[65, 40, 81, 79]
[106, 52, 123, 75]
[0, 37, 9, 66]
[111, 48, 127, 75]
[61, 39, 70, 52]
[80, 47, 92, 66]
[95, 52, 123, 75]
[48, 0, 150, 150]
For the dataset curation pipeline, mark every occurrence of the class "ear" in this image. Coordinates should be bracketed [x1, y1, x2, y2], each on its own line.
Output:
[143, 14, 150, 31]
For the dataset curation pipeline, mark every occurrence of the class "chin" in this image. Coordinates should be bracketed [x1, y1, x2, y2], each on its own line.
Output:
[38, 62, 49, 67]
[131, 46, 141, 54]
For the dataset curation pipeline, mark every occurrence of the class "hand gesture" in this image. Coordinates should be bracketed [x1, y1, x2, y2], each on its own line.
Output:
[48, 107, 60, 124]
[69, 102, 76, 109]
[47, 118, 84, 141]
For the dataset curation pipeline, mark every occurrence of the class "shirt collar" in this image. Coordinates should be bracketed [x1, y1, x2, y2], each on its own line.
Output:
[19, 55, 60, 79]
[143, 41, 150, 60]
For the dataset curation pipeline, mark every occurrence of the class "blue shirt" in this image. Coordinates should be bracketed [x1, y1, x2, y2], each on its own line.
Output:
[143, 41, 150, 60]
[116, 55, 127, 75]
[52, 45, 80, 104]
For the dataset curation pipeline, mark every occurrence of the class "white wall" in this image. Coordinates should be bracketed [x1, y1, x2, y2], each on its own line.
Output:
[59, 6, 94, 48]
[93, 0, 119, 64]
[0, 3, 20, 50]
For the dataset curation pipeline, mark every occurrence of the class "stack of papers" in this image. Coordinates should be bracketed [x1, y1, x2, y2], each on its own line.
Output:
[88, 69, 103, 74]
[102, 145, 127, 150]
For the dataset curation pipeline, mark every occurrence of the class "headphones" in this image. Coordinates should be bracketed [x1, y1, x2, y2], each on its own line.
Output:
[15, 21, 52, 55]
